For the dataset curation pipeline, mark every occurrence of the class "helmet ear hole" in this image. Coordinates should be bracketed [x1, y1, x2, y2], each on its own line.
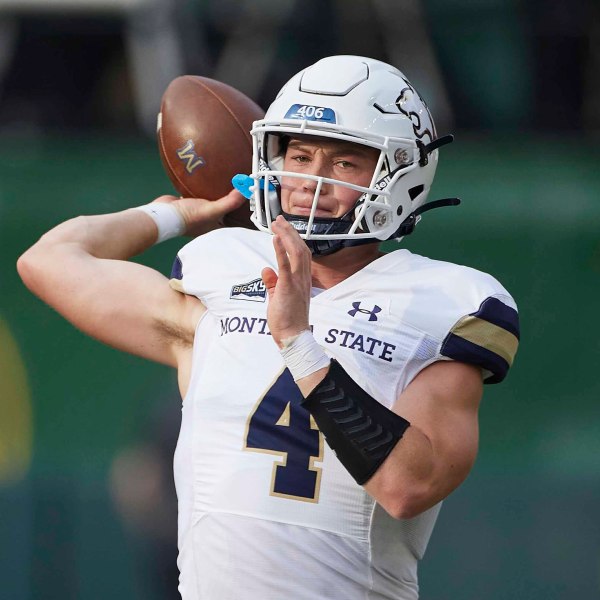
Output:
[409, 185, 424, 201]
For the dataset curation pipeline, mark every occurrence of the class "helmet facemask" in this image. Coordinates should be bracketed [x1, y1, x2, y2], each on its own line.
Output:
[250, 128, 424, 254]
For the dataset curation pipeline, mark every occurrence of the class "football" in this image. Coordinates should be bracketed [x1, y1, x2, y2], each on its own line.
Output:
[157, 75, 264, 228]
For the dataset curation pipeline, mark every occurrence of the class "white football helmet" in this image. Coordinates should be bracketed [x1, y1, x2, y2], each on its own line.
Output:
[249, 55, 457, 255]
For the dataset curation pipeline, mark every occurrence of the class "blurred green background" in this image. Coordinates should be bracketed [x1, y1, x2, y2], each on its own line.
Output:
[1, 0, 599, 598]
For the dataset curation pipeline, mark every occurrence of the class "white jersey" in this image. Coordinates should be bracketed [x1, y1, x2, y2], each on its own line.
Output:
[170, 228, 519, 600]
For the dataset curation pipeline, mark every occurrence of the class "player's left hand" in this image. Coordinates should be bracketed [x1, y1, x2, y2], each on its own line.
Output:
[262, 216, 312, 348]
[153, 190, 247, 237]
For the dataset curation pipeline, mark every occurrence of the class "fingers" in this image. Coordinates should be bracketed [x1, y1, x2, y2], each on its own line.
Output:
[211, 189, 247, 217]
[265, 218, 312, 344]
[271, 216, 310, 273]
[270, 231, 291, 287]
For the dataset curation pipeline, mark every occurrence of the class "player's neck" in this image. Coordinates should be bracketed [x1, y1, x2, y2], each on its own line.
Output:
[310, 243, 383, 289]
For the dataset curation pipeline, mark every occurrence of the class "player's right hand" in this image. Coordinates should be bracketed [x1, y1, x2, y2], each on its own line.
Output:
[262, 215, 312, 348]
[152, 190, 247, 237]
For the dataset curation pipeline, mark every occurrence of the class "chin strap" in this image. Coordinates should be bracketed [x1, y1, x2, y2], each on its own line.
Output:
[281, 212, 382, 257]
[307, 236, 379, 257]
[395, 196, 461, 237]
[285, 197, 461, 255]
[417, 134, 454, 166]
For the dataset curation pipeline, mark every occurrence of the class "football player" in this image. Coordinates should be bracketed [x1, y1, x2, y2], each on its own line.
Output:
[18, 56, 519, 599]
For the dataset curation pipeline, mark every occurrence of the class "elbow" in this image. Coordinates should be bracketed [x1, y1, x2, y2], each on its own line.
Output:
[382, 493, 430, 521]
[17, 219, 81, 293]
[376, 480, 439, 520]
[377, 469, 471, 520]
[17, 239, 57, 296]
[17, 248, 40, 292]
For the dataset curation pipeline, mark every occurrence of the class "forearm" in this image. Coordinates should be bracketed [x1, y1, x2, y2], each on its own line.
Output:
[303, 371, 453, 518]
[365, 363, 482, 518]
[296, 357, 478, 520]
[278, 332, 411, 510]
[17, 208, 165, 319]
[297, 360, 428, 518]
[24, 189, 244, 261]
[32, 209, 159, 261]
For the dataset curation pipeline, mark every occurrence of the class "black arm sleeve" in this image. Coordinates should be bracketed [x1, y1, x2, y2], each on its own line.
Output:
[302, 360, 410, 485]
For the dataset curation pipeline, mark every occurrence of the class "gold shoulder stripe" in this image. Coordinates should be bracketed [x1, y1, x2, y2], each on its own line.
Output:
[451, 316, 519, 366]
[169, 278, 185, 293]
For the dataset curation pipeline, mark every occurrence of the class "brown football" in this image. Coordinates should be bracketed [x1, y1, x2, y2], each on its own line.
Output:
[157, 75, 264, 228]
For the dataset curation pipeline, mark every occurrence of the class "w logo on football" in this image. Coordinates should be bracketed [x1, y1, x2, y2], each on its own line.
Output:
[348, 302, 382, 322]
[176, 139, 205, 174]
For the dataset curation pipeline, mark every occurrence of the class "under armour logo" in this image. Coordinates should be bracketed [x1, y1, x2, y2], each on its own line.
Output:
[348, 302, 382, 322]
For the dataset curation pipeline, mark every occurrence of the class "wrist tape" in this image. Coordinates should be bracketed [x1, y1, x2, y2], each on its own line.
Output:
[279, 330, 331, 381]
[133, 203, 185, 244]
[302, 359, 410, 485]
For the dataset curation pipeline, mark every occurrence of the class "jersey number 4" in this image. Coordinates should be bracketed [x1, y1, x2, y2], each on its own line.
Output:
[244, 369, 323, 502]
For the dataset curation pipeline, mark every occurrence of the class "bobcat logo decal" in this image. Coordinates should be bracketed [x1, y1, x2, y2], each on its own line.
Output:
[395, 78, 436, 143]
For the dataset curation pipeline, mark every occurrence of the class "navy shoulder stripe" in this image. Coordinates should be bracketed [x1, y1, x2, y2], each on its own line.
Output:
[475, 296, 520, 339]
[441, 296, 519, 384]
